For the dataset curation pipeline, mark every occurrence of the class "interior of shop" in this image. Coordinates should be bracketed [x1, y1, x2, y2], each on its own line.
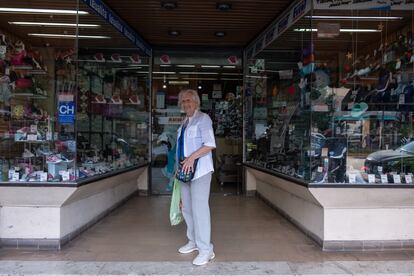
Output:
[151, 58, 243, 195]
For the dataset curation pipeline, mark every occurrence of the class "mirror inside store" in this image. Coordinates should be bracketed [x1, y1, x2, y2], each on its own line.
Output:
[0, 0, 150, 183]
[245, 8, 414, 185]
[151, 60, 243, 194]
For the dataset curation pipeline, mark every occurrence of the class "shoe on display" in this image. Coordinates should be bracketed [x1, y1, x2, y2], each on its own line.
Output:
[376, 68, 391, 93]
[192, 251, 215, 266]
[178, 241, 198, 254]
[22, 148, 34, 158]
[312, 170, 327, 184]
[46, 154, 62, 164]
[329, 143, 347, 159]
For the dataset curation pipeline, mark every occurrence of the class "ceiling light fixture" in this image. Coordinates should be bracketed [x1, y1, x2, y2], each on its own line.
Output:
[214, 31, 226, 37]
[28, 33, 110, 39]
[168, 30, 181, 36]
[294, 28, 381, 33]
[177, 65, 195, 68]
[201, 65, 221, 68]
[223, 65, 236, 69]
[161, 1, 177, 10]
[9, 22, 99, 28]
[305, 15, 403, 21]
[216, 3, 232, 11]
[0, 7, 88, 15]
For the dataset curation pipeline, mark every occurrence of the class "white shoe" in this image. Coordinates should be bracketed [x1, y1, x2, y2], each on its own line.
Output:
[192, 251, 215, 266]
[178, 242, 198, 254]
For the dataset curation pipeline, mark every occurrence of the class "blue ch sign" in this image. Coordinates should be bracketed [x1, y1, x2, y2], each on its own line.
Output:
[58, 101, 75, 124]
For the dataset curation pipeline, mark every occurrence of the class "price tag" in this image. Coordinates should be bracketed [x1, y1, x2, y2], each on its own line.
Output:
[396, 59, 401, 70]
[377, 166, 383, 173]
[12, 172, 20, 181]
[8, 169, 15, 180]
[322, 148, 328, 157]
[30, 124, 37, 133]
[60, 171, 70, 181]
[317, 166, 323, 172]
[405, 174, 413, 184]
[399, 93, 405, 105]
[54, 132, 59, 140]
[393, 174, 401, 184]
[349, 173, 357, 184]
[40, 172, 48, 182]
[380, 174, 388, 183]
[5, 67, 10, 75]
[27, 134, 37, 141]
[336, 127, 341, 135]
[46, 132, 52, 141]
[368, 174, 376, 183]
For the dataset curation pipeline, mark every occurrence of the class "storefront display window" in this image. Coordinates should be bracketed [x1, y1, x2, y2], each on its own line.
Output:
[0, 0, 151, 184]
[244, 2, 414, 185]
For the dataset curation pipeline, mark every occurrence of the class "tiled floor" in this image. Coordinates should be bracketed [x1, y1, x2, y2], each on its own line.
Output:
[0, 195, 413, 263]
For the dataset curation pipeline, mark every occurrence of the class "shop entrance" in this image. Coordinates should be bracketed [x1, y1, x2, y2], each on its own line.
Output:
[150, 53, 243, 195]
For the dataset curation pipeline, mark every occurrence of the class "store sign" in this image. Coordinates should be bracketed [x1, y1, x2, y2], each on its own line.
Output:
[246, 0, 311, 58]
[82, 0, 151, 56]
[58, 95, 75, 125]
[313, 0, 414, 10]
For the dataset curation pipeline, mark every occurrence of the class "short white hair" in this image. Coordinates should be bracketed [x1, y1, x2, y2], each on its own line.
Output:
[178, 89, 200, 108]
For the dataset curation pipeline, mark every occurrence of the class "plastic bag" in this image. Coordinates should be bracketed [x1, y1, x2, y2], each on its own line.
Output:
[169, 178, 183, 226]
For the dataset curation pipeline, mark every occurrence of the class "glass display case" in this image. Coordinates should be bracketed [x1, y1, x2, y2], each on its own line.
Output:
[0, 0, 151, 184]
[244, 3, 414, 185]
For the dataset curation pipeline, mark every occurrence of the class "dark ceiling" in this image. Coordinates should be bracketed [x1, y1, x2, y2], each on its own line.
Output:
[104, 0, 292, 47]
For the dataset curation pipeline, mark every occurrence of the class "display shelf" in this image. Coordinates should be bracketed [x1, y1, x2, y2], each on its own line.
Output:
[11, 93, 48, 99]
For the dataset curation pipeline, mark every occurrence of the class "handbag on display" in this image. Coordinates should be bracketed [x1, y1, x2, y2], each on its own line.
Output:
[176, 158, 198, 183]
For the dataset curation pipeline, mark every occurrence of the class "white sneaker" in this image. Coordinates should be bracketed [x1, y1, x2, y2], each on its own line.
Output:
[192, 251, 215, 266]
[178, 242, 198, 254]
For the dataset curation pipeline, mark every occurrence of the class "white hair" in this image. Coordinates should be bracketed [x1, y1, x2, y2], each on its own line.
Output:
[178, 89, 200, 108]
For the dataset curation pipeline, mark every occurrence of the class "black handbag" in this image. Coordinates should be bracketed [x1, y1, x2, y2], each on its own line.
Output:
[176, 158, 198, 183]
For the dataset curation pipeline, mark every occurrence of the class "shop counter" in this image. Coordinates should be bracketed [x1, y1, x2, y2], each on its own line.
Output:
[0, 164, 149, 250]
[244, 164, 414, 251]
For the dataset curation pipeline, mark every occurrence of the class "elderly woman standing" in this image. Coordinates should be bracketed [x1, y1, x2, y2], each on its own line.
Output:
[176, 89, 216, 266]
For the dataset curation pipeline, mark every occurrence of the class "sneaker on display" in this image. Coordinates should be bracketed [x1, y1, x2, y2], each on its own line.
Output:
[329, 143, 347, 159]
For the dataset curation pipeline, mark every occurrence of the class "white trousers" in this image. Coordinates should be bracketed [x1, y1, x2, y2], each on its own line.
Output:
[180, 172, 213, 253]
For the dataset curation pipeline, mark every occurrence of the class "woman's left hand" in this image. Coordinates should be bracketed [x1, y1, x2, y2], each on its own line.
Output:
[181, 157, 195, 174]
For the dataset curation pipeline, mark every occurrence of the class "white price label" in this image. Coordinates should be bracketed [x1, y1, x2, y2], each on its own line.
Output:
[399, 94, 405, 105]
[8, 169, 14, 180]
[349, 173, 357, 184]
[30, 124, 37, 133]
[12, 172, 19, 182]
[27, 134, 37, 141]
[40, 172, 48, 182]
[46, 132, 52, 141]
[380, 174, 388, 183]
[405, 174, 413, 184]
[377, 166, 383, 173]
[393, 174, 401, 184]
[368, 174, 376, 183]
[396, 59, 401, 70]
[322, 148, 328, 157]
[317, 166, 323, 173]
[60, 171, 70, 181]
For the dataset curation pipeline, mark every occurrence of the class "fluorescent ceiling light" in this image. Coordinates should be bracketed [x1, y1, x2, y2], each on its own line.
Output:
[9, 22, 99, 28]
[176, 65, 195, 68]
[223, 65, 236, 69]
[179, 72, 219, 75]
[201, 65, 221, 68]
[28, 33, 110, 39]
[153, 71, 175, 74]
[294, 28, 381, 33]
[159, 64, 171, 67]
[0, 8, 88, 15]
[306, 15, 403, 21]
